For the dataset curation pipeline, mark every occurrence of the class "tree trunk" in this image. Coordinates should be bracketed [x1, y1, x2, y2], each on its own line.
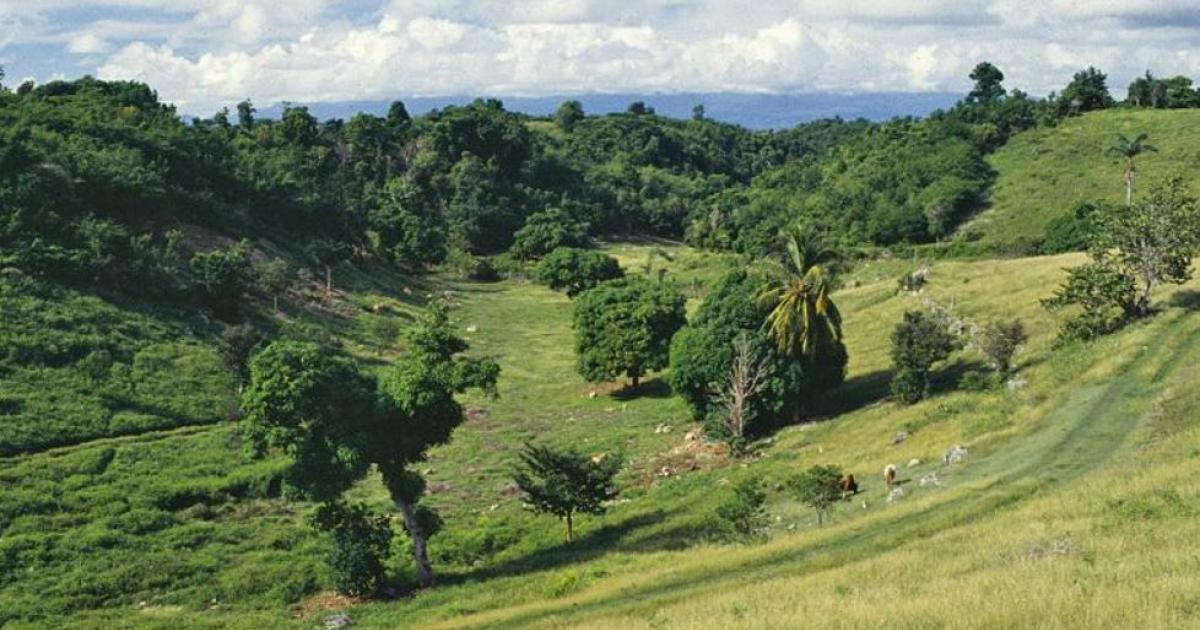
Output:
[324, 265, 333, 298]
[630, 374, 640, 390]
[1125, 165, 1134, 206]
[395, 496, 434, 588]
[565, 512, 574, 543]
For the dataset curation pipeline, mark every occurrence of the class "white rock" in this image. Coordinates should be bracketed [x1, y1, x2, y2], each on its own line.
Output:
[907, 458, 921, 468]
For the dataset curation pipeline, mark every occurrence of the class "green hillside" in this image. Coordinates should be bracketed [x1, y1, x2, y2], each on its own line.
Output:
[967, 108, 1200, 246]
[5, 244, 1198, 628]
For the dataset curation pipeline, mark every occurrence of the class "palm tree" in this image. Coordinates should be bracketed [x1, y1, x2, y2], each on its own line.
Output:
[1108, 133, 1157, 205]
[757, 227, 843, 359]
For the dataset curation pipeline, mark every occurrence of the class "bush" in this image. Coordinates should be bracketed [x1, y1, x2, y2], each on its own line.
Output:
[444, 248, 500, 282]
[890, 310, 960, 404]
[1041, 201, 1099, 254]
[534, 247, 623, 297]
[312, 502, 393, 597]
[789, 464, 843, 525]
[958, 369, 998, 392]
[975, 319, 1027, 374]
[189, 240, 252, 317]
[713, 478, 769, 542]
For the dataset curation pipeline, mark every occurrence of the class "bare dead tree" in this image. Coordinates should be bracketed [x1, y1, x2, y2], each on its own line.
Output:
[710, 334, 771, 450]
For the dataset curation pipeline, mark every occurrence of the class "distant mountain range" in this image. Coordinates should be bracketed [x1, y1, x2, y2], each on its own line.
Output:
[258, 92, 962, 129]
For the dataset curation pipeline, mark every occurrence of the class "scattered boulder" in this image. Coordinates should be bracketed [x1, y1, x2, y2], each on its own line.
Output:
[588, 391, 598, 399]
[919, 473, 942, 487]
[906, 458, 921, 468]
[683, 430, 701, 442]
[590, 453, 609, 465]
[653, 424, 673, 434]
[465, 325, 478, 333]
[1006, 377, 1027, 391]
[944, 445, 969, 465]
[887, 486, 905, 503]
[891, 431, 908, 446]
[324, 614, 353, 629]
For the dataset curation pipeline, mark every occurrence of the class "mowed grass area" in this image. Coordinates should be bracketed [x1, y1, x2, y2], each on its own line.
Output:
[965, 108, 1200, 246]
[3, 244, 1199, 628]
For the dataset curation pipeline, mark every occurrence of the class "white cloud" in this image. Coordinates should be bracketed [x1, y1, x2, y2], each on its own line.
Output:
[0, 0, 1197, 113]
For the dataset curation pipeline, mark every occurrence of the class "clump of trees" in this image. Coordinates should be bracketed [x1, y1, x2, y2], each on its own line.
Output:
[241, 301, 499, 591]
[572, 276, 686, 391]
[535, 247, 624, 297]
[512, 444, 622, 543]
[1045, 178, 1200, 343]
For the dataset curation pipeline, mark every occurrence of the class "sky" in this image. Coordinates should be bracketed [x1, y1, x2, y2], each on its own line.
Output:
[2, 1, 1200, 115]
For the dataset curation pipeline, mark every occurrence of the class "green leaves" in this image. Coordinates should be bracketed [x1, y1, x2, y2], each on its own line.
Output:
[789, 464, 844, 525]
[890, 310, 960, 404]
[572, 276, 686, 388]
[513, 443, 622, 542]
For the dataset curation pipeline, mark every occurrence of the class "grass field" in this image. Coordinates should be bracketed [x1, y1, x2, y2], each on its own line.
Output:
[965, 108, 1200, 246]
[2, 244, 1198, 629]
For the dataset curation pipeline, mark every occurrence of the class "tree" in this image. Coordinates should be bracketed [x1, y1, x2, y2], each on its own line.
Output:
[1089, 178, 1200, 316]
[305, 239, 352, 298]
[669, 270, 837, 437]
[890, 310, 959, 404]
[1043, 262, 1138, 342]
[692, 103, 706, 121]
[387, 100, 411, 130]
[534, 247, 624, 297]
[790, 464, 843, 525]
[1108, 133, 1157, 205]
[572, 276, 686, 390]
[975, 319, 1027, 375]
[509, 208, 590, 260]
[190, 240, 252, 316]
[554, 100, 584, 133]
[967, 62, 1006, 104]
[709, 333, 771, 452]
[217, 324, 264, 391]
[369, 301, 500, 588]
[627, 101, 653, 116]
[758, 227, 845, 360]
[1059, 66, 1115, 114]
[513, 443, 621, 543]
[254, 258, 291, 311]
[236, 99, 255, 129]
[240, 341, 376, 502]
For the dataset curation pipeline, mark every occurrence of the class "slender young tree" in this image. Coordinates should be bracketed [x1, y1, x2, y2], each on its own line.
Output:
[513, 443, 621, 542]
[1108, 133, 1157, 205]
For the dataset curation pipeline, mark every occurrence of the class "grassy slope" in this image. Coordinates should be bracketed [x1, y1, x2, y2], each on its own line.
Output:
[965, 108, 1200, 246]
[4, 246, 1199, 629]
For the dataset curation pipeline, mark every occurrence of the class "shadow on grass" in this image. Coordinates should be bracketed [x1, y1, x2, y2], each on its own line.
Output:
[929, 359, 989, 397]
[611, 378, 673, 401]
[822, 369, 893, 417]
[1168, 289, 1200, 312]
[438, 510, 673, 587]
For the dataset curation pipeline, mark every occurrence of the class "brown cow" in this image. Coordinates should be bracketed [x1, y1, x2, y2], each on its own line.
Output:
[884, 464, 898, 490]
[839, 474, 858, 499]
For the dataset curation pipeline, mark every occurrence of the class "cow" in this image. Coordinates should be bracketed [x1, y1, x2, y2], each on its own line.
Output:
[883, 464, 898, 490]
[839, 474, 858, 500]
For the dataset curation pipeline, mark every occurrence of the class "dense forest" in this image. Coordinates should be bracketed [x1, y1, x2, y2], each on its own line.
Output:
[2, 62, 1154, 308]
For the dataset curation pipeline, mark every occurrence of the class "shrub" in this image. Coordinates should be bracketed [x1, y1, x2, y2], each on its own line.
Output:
[890, 310, 960, 404]
[975, 319, 1027, 374]
[958, 369, 998, 392]
[1041, 201, 1099, 254]
[189, 240, 252, 317]
[535, 247, 623, 297]
[713, 478, 769, 542]
[790, 464, 843, 525]
[312, 502, 393, 597]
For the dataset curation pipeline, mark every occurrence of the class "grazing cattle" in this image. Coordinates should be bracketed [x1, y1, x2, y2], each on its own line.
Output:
[839, 474, 858, 499]
[883, 464, 898, 490]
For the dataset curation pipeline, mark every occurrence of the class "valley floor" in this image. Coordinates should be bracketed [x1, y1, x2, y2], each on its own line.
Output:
[3, 247, 1198, 629]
